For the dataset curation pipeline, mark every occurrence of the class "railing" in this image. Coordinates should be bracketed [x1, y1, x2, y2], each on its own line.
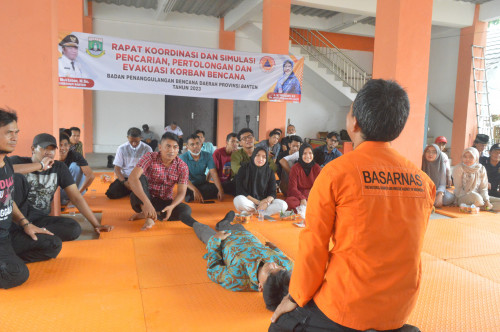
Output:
[289, 28, 371, 92]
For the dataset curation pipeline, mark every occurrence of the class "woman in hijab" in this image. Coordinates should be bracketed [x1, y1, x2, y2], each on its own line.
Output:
[234, 147, 288, 215]
[273, 59, 301, 94]
[422, 144, 454, 207]
[452, 147, 492, 209]
[286, 144, 321, 212]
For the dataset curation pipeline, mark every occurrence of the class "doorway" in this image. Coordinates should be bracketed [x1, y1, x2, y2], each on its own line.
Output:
[164, 96, 217, 143]
[233, 100, 259, 138]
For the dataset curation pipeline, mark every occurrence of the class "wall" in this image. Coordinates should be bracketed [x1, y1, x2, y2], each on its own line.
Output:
[426, 27, 460, 149]
[92, 3, 373, 152]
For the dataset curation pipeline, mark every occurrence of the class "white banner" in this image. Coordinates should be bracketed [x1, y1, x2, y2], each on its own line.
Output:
[58, 32, 304, 103]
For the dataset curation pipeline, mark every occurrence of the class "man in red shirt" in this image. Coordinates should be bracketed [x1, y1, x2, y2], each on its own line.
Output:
[128, 132, 198, 231]
[212, 132, 239, 196]
[270, 79, 435, 332]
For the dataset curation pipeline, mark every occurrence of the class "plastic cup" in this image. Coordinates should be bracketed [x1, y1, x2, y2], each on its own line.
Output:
[258, 210, 265, 221]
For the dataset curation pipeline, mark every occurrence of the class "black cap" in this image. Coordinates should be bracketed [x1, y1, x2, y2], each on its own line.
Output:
[474, 134, 489, 144]
[59, 34, 79, 47]
[490, 143, 500, 151]
[33, 133, 57, 148]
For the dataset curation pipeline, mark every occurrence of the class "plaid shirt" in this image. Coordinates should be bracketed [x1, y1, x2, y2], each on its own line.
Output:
[136, 152, 189, 200]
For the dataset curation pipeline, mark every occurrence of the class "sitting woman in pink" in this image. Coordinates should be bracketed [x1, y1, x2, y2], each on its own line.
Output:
[285, 144, 322, 211]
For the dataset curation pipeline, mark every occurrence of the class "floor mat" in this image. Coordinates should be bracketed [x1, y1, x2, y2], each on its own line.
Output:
[447, 254, 500, 283]
[133, 233, 210, 289]
[0, 290, 146, 332]
[408, 253, 500, 331]
[141, 283, 271, 332]
[0, 238, 139, 301]
[455, 216, 500, 236]
[422, 218, 500, 259]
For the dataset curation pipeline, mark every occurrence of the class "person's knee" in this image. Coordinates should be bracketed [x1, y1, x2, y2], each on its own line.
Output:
[178, 203, 192, 218]
[60, 219, 82, 241]
[37, 234, 63, 259]
[0, 259, 29, 289]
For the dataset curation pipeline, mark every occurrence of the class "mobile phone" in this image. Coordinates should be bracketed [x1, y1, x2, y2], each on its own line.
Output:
[202, 200, 216, 204]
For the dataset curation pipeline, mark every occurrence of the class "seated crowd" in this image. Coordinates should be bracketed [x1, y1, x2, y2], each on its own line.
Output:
[422, 133, 500, 210]
[4, 79, 486, 331]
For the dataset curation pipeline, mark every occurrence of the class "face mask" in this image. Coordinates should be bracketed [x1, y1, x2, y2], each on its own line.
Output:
[190, 150, 201, 156]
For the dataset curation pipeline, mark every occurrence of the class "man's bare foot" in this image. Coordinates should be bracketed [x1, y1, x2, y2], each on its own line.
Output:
[129, 212, 145, 221]
[141, 218, 155, 231]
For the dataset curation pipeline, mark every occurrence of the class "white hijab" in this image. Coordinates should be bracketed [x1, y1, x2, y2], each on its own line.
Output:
[459, 147, 482, 193]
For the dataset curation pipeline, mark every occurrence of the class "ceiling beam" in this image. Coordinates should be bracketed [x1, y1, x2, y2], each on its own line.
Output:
[154, 0, 178, 20]
[224, 0, 263, 31]
[480, 0, 500, 22]
[291, 0, 476, 28]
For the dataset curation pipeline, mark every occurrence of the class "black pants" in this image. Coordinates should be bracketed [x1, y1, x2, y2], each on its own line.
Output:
[269, 301, 420, 332]
[130, 175, 196, 225]
[221, 180, 236, 196]
[185, 181, 219, 202]
[142, 139, 158, 151]
[13, 173, 82, 242]
[106, 179, 131, 199]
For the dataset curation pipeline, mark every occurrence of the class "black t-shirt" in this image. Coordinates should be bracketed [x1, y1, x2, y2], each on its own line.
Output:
[480, 157, 500, 197]
[10, 157, 75, 219]
[63, 150, 88, 168]
[0, 157, 15, 239]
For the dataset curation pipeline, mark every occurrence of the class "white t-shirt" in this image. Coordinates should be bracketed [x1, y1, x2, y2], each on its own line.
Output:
[164, 125, 183, 137]
[113, 141, 152, 177]
[283, 151, 299, 168]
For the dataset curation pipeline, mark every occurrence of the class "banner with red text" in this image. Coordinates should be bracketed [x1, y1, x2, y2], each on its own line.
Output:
[57, 32, 303, 103]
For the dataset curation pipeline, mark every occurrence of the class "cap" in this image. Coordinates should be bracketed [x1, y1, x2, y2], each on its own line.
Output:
[59, 34, 79, 47]
[474, 134, 489, 144]
[33, 133, 57, 149]
[435, 136, 447, 144]
[490, 143, 500, 151]
[142, 124, 149, 130]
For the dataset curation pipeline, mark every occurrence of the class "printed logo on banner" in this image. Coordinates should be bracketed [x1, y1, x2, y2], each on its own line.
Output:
[260, 56, 275, 72]
[86, 37, 105, 58]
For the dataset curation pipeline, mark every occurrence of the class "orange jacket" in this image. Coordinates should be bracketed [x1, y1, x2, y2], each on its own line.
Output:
[289, 141, 435, 331]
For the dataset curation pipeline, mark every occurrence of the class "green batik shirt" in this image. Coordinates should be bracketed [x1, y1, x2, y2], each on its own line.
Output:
[204, 230, 293, 291]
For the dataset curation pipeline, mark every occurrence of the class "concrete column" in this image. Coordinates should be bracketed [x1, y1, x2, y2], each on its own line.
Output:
[451, 5, 487, 165]
[0, 0, 60, 156]
[217, 18, 235, 148]
[372, 0, 433, 166]
[259, 0, 290, 141]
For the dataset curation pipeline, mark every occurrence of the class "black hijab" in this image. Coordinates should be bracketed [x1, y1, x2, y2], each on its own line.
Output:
[298, 144, 316, 176]
[239, 146, 274, 199]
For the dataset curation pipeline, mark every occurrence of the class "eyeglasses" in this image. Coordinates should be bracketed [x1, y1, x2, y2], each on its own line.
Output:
[240, 135, 254, 141]
[330, 139, 339, 143]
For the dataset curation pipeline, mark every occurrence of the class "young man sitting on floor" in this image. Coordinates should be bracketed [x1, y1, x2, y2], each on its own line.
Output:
[180, 134, 224, 203]
[231, 128, 277, 177]
[0, 109, 61, 289]
[181, 210, 293, 311]
[106, 127, 152, 199]
[212, 132, 239, 196]
[128, 132, 199, 231]
[11, 133, 114, 241]
[59, 133, 95, 204]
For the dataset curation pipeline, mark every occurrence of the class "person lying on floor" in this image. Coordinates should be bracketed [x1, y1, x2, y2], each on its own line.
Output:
[59, 133, 95, 204]
[0, 109, 61, 289]
[181, 210, 293, 311]
[422, 144, 454, 208]
[234, 147, 288, 216]
[453, 147, 492, 210]
[11, 133, 113, 241]
[128, 132, 199, 231]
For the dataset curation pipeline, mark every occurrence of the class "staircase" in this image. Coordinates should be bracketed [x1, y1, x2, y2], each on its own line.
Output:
[289, 28, 371, 103]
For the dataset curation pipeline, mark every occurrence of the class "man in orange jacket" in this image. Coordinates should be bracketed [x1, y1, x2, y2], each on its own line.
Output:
[269, 79, 435, 332]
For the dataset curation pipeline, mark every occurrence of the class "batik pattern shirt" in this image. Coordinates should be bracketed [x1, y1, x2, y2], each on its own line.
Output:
[204, 230, 293, 292]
